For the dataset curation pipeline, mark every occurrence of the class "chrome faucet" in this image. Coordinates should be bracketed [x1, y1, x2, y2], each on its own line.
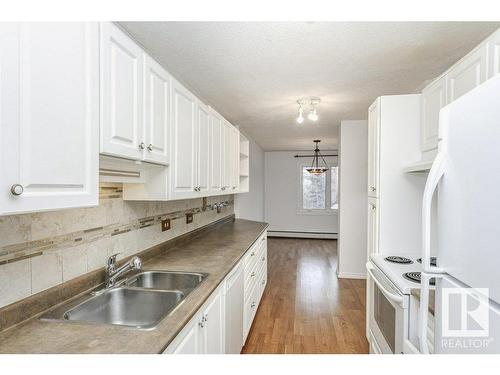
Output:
[105, 253, 142, 288]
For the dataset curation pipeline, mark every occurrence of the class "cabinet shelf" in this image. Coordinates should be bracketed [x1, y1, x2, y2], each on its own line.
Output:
[403, 160, 433, 174]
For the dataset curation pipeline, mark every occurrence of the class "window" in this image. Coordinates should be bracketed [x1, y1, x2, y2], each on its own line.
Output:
[299, 164, 338, 213]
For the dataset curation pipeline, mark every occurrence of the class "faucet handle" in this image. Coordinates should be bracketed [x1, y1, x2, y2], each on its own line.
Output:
[130, 256, 142, 270]
[106, 253, 120, 268]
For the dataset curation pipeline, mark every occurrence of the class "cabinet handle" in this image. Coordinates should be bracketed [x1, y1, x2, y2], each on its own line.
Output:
[250, 252, 255, 257]
[203, 314, 208, 322]
[261, 256, 265, 261]
[251, 272, 256, 277]
[262, 279, 265, 285]
[199, 321, 204, 328]
[370, 203, 376, 210]
[138, 142, 146, 150]
[370, 186, 376, 192]
[251, 302, 256, 308]
[221, 187, 226, 191]
[147, 144, 153, 152]
[10, 184, 24, 196]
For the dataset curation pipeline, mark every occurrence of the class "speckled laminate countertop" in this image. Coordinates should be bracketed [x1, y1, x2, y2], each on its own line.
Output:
[0, 219, 268, 353]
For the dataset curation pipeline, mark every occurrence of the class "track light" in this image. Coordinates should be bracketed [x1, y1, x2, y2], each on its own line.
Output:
[296, 106, 304, 124]
[295, 97, 321, 124]
[308, 108, 318, 122]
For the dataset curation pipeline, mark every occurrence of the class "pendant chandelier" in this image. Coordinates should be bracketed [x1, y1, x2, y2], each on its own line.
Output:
[306, 140, 329, 175]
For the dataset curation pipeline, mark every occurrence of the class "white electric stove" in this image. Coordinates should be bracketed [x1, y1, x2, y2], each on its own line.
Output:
[366, 254, 437, 354]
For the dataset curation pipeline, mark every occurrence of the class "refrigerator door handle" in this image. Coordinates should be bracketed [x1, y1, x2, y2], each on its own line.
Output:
[421, 150, 446, 274]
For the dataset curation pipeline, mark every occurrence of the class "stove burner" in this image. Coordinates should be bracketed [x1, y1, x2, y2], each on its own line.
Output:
[403, 272, 435, 286]
[384, 256, 413, 264]
[417, 257, 437, 267]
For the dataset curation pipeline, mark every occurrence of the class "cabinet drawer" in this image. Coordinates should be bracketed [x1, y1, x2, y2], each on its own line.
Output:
[243, 275, 262, 341]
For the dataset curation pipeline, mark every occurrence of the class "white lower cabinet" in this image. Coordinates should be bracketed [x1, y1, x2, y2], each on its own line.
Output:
[0, 22, 99, 215]
[200, 287, 225, 354]
[224, 262, 244, 354]
[170, 319, 201, 354]
[164, 230, 268, 354]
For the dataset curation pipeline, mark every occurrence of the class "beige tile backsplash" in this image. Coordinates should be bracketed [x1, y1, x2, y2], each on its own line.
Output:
[0, 183, 234, 308]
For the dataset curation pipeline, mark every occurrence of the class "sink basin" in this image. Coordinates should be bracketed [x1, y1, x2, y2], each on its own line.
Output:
[126, 271, 207, 294]
[62, 288, 184, 329]
[40, 270, 208, 329]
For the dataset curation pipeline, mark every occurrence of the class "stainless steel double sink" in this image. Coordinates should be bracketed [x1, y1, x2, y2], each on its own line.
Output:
[41, 271, 207, 330]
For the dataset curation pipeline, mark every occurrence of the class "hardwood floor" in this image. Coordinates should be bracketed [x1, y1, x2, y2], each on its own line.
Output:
[241, 238, 368, 354]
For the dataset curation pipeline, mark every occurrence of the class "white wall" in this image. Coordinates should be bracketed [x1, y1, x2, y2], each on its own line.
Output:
[234, 132, 265, 222]
[264, 151, 338, 238]
[337, 120, 368, 279]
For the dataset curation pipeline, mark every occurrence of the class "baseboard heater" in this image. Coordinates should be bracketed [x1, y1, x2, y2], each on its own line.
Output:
[267, 230, 338, 239]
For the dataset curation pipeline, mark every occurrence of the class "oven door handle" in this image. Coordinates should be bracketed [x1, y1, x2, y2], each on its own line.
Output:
[366, 262, 403, 304]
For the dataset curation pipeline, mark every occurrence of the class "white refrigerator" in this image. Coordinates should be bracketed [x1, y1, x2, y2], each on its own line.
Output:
[418, 75, 500, 354]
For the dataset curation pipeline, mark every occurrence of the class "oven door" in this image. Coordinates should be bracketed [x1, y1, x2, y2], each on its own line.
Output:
[366, 262, 408, 354]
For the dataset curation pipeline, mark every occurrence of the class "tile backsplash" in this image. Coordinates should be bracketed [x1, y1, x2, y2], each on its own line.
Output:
[0, 183, 234, 308]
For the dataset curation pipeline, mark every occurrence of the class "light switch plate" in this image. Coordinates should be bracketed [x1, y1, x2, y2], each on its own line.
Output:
[161, 218, 171, 231]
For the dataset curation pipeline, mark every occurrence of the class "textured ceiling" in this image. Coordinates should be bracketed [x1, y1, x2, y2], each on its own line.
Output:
[120, 22, 499, 151]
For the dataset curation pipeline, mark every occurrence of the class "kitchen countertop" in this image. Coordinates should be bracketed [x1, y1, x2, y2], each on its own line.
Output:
[0, 219, 268, 354]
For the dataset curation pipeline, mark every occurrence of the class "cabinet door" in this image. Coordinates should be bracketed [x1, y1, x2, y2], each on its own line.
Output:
[421, 76, 447, 152]
[170, 80, 197, 199]
[487, 29, 500, 79]
[232, 127, 241, 192]
[446, 44, 487, 103]
[201, 288, 225, 354]
[209, 110, 223, 194]
[143, 55, 170, 165]
[100, 22, 144, 160]
[224, 262, 244, 354]
[171, 321, 201, 354]
[367, 100, 380, 198]
[0, 22, 99, 215]
[222, 121, 233, 192]
[367, 197, 379, 256]
[197, 103, 211, 194]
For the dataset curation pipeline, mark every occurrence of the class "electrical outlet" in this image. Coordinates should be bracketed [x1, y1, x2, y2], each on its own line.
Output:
[161, 218, 171, 231]
[186, 213, 193, 224]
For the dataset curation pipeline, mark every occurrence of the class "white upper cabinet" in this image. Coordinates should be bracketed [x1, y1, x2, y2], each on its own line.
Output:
[197, 103, 211, 194]
[421, 76, 447, 152]
[367, 100, 380, 198]
[100, 22, 144, 160]
[222, 120, 233, 192]
[143, 54, 171, 165]
[209, 109, 224, 195]
[0, 22, 99, 215]
[232, 126, 241, 192]
[487, 29, 500, 78]
[446, 43, 487, 103]
[170, 80, 197, 199]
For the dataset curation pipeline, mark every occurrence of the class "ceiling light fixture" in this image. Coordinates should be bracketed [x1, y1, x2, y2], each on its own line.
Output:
[296, 97, 321, 124]
[306, 140, 329, 175]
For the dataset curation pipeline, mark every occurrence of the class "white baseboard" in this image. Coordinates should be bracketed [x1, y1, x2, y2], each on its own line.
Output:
[267, 231, 338, 239]
[337, 272, 367, 280]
